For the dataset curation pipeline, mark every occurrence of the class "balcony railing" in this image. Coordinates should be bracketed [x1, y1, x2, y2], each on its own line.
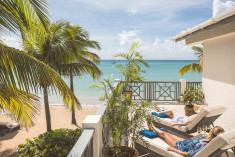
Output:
[121, 80, 202, 101]
[186, 82, 202, 90]
[68, 129, 94, 157]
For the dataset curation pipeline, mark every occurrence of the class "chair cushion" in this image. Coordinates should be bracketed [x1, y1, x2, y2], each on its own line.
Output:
[152, 112, 169, 118]
[140, 130, 159, 138]
[188, 105, 227, 131]
[137, 137, 183, 157]
[140, 127, 164, 138]
[152, 116, 189, 132]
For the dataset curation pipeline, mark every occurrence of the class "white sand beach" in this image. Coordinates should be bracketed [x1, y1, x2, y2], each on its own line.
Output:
[0, 106, 98, 157]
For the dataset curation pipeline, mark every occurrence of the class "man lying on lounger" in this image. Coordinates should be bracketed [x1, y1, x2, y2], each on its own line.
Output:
[148, 122, 224, 156]
[154, 104, 207, 128]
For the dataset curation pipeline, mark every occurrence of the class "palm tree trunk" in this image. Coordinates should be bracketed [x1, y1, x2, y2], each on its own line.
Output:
[43, 86, 52, 131]
[70, 69, 77, 125]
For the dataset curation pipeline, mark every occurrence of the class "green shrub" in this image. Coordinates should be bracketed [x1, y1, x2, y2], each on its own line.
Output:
[18, 128, 81, 157]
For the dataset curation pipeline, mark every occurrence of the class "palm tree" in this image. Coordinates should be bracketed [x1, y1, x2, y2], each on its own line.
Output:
[58, 24, 102, 124]
[0, 1, 79, 129]
[178, 46, 203, 76]
[113, 41, 150, 83]
[22, 21, 96, 130]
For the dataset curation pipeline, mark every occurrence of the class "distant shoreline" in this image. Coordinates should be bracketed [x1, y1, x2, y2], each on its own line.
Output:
[100, 59, 199, 61]
[47, 103, 102, 108]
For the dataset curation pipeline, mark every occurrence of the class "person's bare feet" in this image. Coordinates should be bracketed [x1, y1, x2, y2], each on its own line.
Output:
[150, 123, 165, 137]
[155, 106, 162, 112]
[148, 123, 153, 131]
[150, 122, 155, 129]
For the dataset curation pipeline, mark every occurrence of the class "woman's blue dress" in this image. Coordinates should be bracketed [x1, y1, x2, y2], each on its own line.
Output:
[175, 136, 208, 156]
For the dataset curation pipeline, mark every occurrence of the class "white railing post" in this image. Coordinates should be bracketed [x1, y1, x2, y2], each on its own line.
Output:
[114, 79, 121, 87]
[180, 79, 186, 94]
[82, 115, 102, 157]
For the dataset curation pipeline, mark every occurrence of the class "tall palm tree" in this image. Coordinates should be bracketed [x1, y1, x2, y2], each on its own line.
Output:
[22, 21, 91, 131]
[178, 46, 203, 76]
[0, 1, 79, 129]
[58, 24, 102, 124]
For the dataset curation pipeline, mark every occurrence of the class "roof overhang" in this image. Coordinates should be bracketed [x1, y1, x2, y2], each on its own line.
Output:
[172, 7, 235, 45]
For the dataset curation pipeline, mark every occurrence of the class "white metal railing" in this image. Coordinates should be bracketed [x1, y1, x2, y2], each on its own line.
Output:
[120, 79, 202, 101]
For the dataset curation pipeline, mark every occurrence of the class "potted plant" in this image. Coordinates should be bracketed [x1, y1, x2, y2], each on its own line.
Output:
[91, 76, 153, 157]
[180, 86, 204, 116]
[113, 41, 149, 99]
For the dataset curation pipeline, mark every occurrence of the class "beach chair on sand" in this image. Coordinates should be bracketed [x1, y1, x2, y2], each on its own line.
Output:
[0, 122, 20, 136]
[152, 105, 227, 138]
[136, 129, 235, 157]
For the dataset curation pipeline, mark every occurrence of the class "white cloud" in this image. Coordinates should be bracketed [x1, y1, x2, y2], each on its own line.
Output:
[1, 35, 22, 50]
[213, 0, 235, 17]
[126, 8, 138, 16]
[118, 30, 139, 46]
[141, 38, 194, 60]
[97, 31, 196, 60]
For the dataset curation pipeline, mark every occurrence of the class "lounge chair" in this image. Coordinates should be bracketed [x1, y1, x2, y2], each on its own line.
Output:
[152, 105, 227, 138]
[136, 129, 235, 157]
[0, 122, 20, 136]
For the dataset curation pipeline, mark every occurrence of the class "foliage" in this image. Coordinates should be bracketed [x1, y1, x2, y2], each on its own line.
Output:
[22, 20, 84, 130]
[113, 41, 149, 91]
[0, 0, 50, 34]
[91, 75, 153, 156]
[57, 23, 102, 124]
[178, 46, 203, 76]
[91, 42, 152, 155]
[58, 23, 102, 79]
[180, 86, 204, 106]
[0, 1, 79, 128]
[18, 128, 81, 157]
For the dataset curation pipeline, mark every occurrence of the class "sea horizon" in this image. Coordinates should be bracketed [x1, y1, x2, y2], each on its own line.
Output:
[35, 60, 202, 107]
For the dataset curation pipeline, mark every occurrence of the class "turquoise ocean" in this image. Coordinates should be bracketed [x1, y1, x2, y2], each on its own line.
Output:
[43, 60, 202, 106]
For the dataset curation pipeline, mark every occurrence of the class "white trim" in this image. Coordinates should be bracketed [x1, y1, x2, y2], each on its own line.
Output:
[172, 7, 235, 41]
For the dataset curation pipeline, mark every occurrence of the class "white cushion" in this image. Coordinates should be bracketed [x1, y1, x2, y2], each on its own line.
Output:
[152, 116, 189, 132]
[188, 105, 227, 130]
[137, 137, 183, 157]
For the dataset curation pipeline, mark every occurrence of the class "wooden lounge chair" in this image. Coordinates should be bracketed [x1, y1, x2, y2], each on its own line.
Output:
[152, 105, 227, 138]
[136, 129, 235, 157]
[0, 122, 20, 136]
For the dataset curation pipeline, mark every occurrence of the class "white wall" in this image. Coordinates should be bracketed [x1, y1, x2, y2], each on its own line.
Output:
[203, 32, 235, 131]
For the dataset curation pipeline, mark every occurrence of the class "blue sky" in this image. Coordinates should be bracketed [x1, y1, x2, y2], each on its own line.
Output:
[2, 0, 235, 60]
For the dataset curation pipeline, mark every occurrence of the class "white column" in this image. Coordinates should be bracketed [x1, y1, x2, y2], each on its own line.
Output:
[82, 115, 102, 157]
[114, 79, 121, 87]
[180, 79, 186, 94]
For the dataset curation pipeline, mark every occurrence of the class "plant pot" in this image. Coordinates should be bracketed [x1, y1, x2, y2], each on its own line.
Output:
[122, 91, 133, 100]
[184, 105, 196, 116]
[104, 146, 139, 157]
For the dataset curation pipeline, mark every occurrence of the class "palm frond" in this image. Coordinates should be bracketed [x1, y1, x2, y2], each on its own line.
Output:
[192, 46, 203, 60]
[60, 60, 102, 80]
[0, 44, 80, 109]
[0, 83, 40, 128]
[0, 0, 50, 33]
[178, 63, 202, 76]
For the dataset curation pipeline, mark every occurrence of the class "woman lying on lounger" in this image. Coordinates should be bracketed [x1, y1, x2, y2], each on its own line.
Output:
[148, 122, 224, 156]
[155, 104, 206, 128]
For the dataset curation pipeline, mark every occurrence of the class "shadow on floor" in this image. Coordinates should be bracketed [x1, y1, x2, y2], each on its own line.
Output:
[0, 149, 18, 157]
[0, 130, 19, 141]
